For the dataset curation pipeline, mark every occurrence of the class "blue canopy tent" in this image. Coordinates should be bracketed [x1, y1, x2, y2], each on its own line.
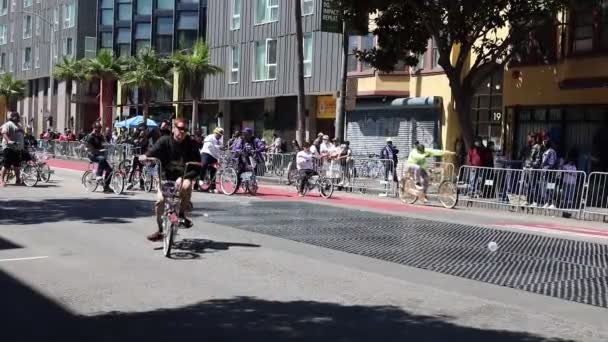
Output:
[114, 115, 158, 128]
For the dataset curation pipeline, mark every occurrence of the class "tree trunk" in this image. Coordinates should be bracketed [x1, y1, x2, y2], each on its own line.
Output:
[142, 89, 149, 126]
[66, 81, 72, 131]
[99, 79, 114, 129]
[447, 76, 475, 149]
[191, 96, 199, 134]
[294, 0, 306, 145]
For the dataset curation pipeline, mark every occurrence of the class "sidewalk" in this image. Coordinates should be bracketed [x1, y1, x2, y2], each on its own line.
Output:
[48, 159, 608, 241]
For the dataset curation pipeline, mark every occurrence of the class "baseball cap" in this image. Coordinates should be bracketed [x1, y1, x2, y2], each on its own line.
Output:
[386, 138, 393, 142]
[213, 127, 224, 135]
[242, 127, 253, 134]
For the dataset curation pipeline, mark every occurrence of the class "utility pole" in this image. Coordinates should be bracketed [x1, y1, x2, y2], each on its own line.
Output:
[335, 15, 347, 141]
[294, 0, 306, 145]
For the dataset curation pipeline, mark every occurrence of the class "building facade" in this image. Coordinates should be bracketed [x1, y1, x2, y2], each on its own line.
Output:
[204, 0, 343, 142]
[0, 0, 97, 135]
[96, 0, 208, 127]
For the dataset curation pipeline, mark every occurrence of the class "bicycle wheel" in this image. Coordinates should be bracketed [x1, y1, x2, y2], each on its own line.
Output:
[82, 171, 98, 192]
[21, 164, 39, 187]
[118, 160, 131, 174]
[247, 178, 258, 196]
[399, 178, 419, 205]
[287, 167, 298, 185]
[220, 167, 239, 195]
[110, 172, 125, 195]
[319, 178, 334, 199]
[39, 163, 52, 183]
[162, 215, 174, 258]
[438, 180, 459, 209]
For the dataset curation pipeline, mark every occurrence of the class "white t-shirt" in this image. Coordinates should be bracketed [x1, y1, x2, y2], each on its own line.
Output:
[296, 150, 314, 170]
[201, 134, 223, 160]
[310, 145, 319, 155]
[1, 121, 24, 150]
[320, 142, 333, 154]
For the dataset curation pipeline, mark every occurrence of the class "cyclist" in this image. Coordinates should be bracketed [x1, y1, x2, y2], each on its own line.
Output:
[86, 122, 113, 193]
[126, 124, 149, 190]
[139, 119, 201, 242]
[199, 127, 224, 193]
[0, 111, 25, 187]
[405, 141, 455, 203]
[296, 141, 318, 197]
[231, 128, 265, 176]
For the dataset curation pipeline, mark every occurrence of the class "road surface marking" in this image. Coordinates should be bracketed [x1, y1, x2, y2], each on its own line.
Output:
[0, 256, 49, 263]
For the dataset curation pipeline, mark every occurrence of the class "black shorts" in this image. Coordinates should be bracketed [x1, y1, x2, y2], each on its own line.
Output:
[2, 148, 21, 167]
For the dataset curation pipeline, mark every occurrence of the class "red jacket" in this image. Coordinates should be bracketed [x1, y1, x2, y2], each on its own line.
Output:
[467, 147, 486, 167]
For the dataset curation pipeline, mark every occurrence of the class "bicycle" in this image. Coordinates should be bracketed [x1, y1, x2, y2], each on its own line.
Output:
[220, 149, 259, 196]
[146, 158, 202, 257]
[398, 165, 458, 209]
[81, 150, 126, 194]
[294, 171, 334, 198]
[28, 148, 53, 183]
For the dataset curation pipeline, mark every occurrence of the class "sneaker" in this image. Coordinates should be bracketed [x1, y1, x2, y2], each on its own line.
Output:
[96, 176, 104, 182]
[298, 192, 304, 197]
[543, 203, 550, 209]
[548, 204, 556, 209]
[531, 202, 538, 207]
[103, 187, 113, 193]
[146, 231, 163, 242]
[180, 216, 193, 229]
[126, 183, 134, 190]
[0, 181, 5, 187]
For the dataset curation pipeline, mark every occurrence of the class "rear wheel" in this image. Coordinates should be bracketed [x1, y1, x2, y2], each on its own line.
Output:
[399, 178, 419, 205]
[220, 167, 239, 196]
[21, 164, 39, 187]
[438, 181, 459, 209]
[39, 163, 51, 183]
[82, 170, 98, 192]
[247, 178, 258, 196]
[286, 163, 298, 185]
[319, 178, 334, 199]
[110, 172, 125, 195]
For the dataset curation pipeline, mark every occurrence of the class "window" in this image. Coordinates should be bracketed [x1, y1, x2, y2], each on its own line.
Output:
[347, 34, 375, 74]
[177, 12, 198, 30]
[303, 33, 312, 77]
[34, 45, 39, 68]
[84, 36, 97, 58]
[0, 0, 7, 16]
[302, 0, 313, 16]
[35, 17, 40, 36]
[9, 20, 13, 42]
[231, 0, 241, 30]
[254, 38, 277, 81]
[510, 17, 557, 65]
[23, 15, 32, 39]
[116, 28, 131, 57]
[0, 52, 6, 73]
[229, 45, 239, 83]
[53, 7, 59, 30]
[431, 39, 440, 68]
[0, 24, 6, 44]
[118, 0, 131, 22]
[136, 0, 152, 15]
[8, 51, 12, 72]
[156, 17, 173, 54]
[415, 52, 425, 70]
[135, 23, 151, 53]
[157, 16, 173, 34]
[177, 30, 197, 50]
[157, 0, 174, 10]
[571, 1, 608, 54]
[64, 2, 75, 28]
[100, 32, 113, 49]
[23, 0, 32, 7]
[64, 37, 73, 57]
[255, 0, 279, 25]
[100, 0, 113, 26]
[22, 47, 31, 70]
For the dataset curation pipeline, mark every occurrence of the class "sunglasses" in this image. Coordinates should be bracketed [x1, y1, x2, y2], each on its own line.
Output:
[175, 126, 187, 132]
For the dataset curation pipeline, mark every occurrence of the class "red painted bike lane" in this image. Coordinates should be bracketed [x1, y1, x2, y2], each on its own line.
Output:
[48, 159, 608, 240]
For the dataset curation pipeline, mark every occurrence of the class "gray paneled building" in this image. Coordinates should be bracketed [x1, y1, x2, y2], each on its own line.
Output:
[204, 0, 343, 141]
[0, 0, 97, 135]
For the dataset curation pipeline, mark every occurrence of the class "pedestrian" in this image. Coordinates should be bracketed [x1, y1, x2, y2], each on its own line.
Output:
[320, 135, 332, 155]
[540, 138, 558, 208]
[291, 139, 301, 152]
[0, 112, 25, 186]
[380, 138, 399, 182]
[561, 156, 578, 212]
[272, 133, 283, 154]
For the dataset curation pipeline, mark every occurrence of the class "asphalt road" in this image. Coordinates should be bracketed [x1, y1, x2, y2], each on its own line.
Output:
[2, 168, 608, 341]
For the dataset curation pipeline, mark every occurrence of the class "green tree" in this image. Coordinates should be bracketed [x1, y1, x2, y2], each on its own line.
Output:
[84, 49, 125, 128]
[120, 48, 172, 124]
[53, 57, 86, 130]
[170, 39, 222, 133]
[0, 74, 26, 112]
[339, 0, 566, 147]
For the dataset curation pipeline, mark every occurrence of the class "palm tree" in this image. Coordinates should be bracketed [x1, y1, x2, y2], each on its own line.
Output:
[53, 57, 86, 130]
[170, 40, 222, 133]
[0, 74, 26, 112]
[84, 49, 124, 128]
[120, 48, 172, 124]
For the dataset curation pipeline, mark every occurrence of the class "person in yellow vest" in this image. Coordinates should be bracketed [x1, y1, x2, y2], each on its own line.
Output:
[406, 141, 455, 203]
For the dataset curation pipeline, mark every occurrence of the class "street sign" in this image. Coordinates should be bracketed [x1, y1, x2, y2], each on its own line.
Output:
[321, 0, 343, 33]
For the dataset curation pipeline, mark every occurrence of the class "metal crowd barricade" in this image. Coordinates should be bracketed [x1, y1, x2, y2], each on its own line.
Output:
[259, 152, 295, 179]
[582, 172, 608, 221]
[457, 166, 587, 216]
[339, 157, 396, 195]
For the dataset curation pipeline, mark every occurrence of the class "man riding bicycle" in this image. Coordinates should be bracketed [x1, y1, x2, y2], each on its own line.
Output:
[405, 141, 455, 203]
[86, 122, 113, 193]
[296, 141, 318, 197]
[0, 111, 25, 187]
[231, 127, 265, 176]
[199, 127, 224, 193]
[140, 119, 201, 242]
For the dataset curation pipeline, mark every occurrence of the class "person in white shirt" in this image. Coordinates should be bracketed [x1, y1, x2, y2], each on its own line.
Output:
[199, 127, 224, 192]
[319, 135, 333, 155]
[296, 141, 318, 196]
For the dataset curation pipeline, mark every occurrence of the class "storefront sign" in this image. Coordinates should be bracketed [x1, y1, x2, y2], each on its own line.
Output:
[317, 96, 336, 119]
[321, 0, 343, 33]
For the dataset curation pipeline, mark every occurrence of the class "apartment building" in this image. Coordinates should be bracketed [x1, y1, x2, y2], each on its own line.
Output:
[0, 0, 97, 135]
[203, 0, 343, 141]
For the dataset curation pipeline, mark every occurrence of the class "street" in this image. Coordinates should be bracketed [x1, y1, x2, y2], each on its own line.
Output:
[2, 167, 608, 341]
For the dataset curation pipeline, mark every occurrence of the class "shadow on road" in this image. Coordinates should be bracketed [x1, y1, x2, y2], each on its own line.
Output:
[0, 236, 22, 250]
[1, 267, 572, 342]
[173, 238, 260, 256]
[0, 198, 153, 225]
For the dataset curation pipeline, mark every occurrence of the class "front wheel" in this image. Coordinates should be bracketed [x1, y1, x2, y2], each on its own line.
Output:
[21, 164, 39, 187]
[438, 181, 459, 209]
[399, 178, 419, 205]
[38, 163, 52, 183]
[163, 216, 174, 258]
[110, 172, 125, 195]
[220, 167, 239, 196]
[82, 171, 98, 192]
[319, 178, 334, 199]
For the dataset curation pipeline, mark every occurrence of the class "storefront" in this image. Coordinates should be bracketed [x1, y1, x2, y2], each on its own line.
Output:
[316, 95, 336, 137]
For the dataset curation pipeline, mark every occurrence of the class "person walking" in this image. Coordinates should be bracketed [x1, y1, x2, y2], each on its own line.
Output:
[380, 138, 399, 182]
